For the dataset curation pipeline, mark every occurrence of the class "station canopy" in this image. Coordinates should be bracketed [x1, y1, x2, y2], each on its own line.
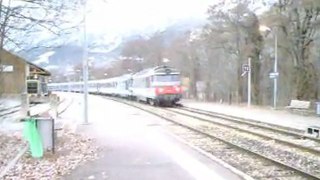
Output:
[28, 61, 51, 76]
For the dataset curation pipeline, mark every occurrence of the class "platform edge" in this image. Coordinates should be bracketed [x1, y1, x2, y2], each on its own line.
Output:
[162, 129, 254, 180]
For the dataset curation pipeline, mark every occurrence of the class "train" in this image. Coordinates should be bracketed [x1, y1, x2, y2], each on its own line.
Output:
[48, 66, 183, 106]
[27, 79, 50, 104]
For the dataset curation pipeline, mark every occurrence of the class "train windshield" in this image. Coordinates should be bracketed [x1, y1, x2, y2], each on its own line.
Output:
[154, 75, 180, 82]
[27, 81, 38, 94]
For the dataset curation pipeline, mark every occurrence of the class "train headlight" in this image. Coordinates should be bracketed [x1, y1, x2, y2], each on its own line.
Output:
[156, 87, 164, 95]
[175, 86, 180, 92]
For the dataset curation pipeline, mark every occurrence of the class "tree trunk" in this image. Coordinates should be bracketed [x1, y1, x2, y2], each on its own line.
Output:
[237, 59, 243, 103]
[251, 55, 262, 105]
[294, 63, 318, 100]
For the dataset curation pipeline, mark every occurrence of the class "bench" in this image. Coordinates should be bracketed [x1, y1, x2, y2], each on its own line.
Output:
[286, 100, 311, 109]
[306, 126, 320, 138]
[285, 100, 313, 115]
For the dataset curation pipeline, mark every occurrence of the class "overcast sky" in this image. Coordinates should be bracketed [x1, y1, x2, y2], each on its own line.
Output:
[86, 0, 214, 36]
[10, 0, 271, 53]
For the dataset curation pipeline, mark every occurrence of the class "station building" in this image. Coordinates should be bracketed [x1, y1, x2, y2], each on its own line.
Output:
[0, 49, 50, 96]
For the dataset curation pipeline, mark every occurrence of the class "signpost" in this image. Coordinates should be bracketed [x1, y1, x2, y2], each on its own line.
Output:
[242, 64, 249, 72]
[241, 58, 251, 107]
[0, 65, 13, 72]
[269, 72, 279, 79]
[241, 64, 250, 77]
[247, 58, 251, 107]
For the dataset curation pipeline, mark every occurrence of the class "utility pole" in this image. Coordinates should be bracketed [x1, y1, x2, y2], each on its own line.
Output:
[259, 25, 278, 109]
[82, 0, 89, 124]
[236, 0, 241, 104]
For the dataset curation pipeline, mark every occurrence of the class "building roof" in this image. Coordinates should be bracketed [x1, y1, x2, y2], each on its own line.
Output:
[1, 49, 51, 76]
[27, 61, 51, 76]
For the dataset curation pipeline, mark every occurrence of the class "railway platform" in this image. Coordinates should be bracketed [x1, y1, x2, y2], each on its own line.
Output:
[181, 100, 320, 131]
[57, 93, 245, 180]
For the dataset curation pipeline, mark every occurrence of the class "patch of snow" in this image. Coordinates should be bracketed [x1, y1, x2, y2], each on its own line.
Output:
[44, 65, 59, 70]
[33, 51, 55, 65]
[0, 98, 21, 108]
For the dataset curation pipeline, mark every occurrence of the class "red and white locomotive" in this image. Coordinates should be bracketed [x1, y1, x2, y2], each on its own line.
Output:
[130, 66, 182, 105]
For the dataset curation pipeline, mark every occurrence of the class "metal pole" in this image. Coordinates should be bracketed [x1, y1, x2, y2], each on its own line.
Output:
[82, 0, 89, 124]
[248, 57, 251, 107]
[274, 28, 278, 109]
[22, 64, 30, 117]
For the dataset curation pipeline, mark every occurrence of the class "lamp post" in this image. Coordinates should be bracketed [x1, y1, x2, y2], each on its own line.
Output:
[248, 57, 251, 107]
[82, 0, 89, 124]
[259, 25, 278, 109]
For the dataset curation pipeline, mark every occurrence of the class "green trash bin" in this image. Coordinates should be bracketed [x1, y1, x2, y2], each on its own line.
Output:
[23, 118, 43, 158]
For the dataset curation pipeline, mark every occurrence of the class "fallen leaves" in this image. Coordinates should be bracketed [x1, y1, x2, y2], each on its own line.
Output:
[3, 129, 99, 180]
[0, 132, 26, 173]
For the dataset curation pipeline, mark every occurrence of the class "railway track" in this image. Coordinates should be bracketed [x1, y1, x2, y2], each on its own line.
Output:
[0, 104, 38, 118]
[0, 106, 21, 117]
[179, 106, 305, 134]
[167, 107, 320, 154]
[108, 97, 320, 180]
[0, 105, 20, 114]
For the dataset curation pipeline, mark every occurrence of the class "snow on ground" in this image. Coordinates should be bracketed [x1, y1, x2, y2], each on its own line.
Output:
[0, 93, 71, 133]
[0, 103, 52, 133]
[0, 98, 21, 110]
[181, 100, 320, 131]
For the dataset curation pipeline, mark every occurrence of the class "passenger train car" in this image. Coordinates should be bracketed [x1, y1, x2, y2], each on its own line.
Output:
[48, 66, 182, 106]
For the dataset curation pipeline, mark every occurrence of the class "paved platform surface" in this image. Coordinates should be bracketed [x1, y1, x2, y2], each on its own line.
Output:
[58, 93, 242, 180]
[182, 100, 320, 131]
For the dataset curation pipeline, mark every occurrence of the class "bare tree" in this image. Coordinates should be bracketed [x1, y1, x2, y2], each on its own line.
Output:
[276, 0, 320, 100]
[0, 0, 81, 96]
[204, 1, 264, 104]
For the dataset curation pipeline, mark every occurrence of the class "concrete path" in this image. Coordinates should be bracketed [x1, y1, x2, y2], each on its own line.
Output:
[60, 93, 242, 180]
[182, 100, 320, 131]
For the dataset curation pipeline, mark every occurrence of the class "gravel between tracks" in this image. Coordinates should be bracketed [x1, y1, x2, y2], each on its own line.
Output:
[168, 125, 308, 180]
[172, 108, 320, 151]
[167, 109, 320, 177]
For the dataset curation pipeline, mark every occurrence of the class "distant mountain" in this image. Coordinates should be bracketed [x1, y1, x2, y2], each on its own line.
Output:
[18, 17, 206, 72]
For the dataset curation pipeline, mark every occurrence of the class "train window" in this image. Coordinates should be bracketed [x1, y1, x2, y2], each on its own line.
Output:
[146, 77, 151, 88]
[154, 75, 180, 82]
[41, 82, 48, 94]
[125, 80, 131, 90]
[27, 81, 38, 94]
